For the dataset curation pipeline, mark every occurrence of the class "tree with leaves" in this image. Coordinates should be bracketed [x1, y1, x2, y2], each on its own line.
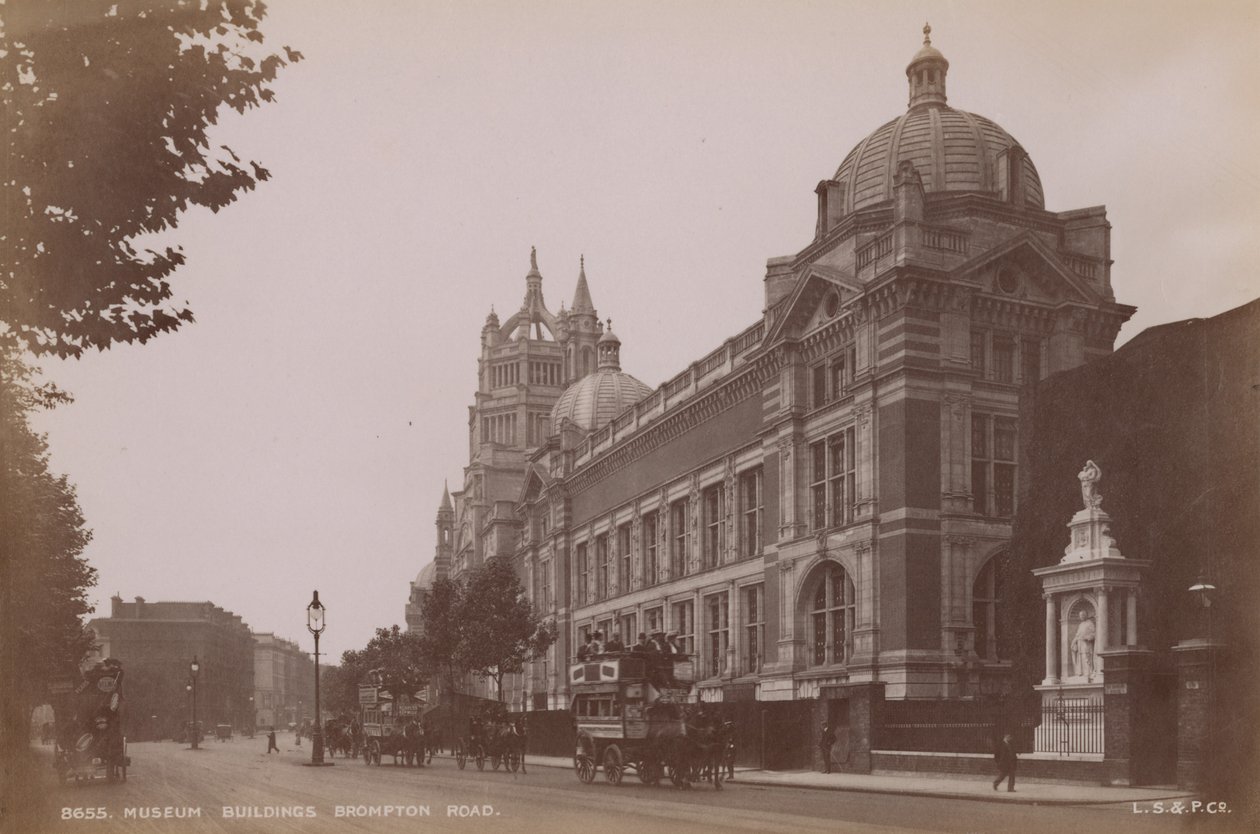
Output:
[0, 347, 96, 811]
[347, 625, 428, 702]
[415, 577, 465, 696]
[455, 557, 556, 702]
[1, 0, 302, 356]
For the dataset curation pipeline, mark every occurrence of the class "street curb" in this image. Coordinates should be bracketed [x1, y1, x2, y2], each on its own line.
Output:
[381, 753, 1197, 808]
[728, 775, 1197, 807]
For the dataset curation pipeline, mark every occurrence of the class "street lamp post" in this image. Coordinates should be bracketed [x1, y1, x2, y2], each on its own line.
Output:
[305, 590, 332, 766]
[189, 656, 200, 750]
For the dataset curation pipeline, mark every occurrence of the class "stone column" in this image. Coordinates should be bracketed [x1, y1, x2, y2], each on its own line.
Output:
[1043, 595, 1057, 683]
[1059, 601, 1071, 680]
[1096, 587, 1109, 675]
[1126, 590, 1138, 646]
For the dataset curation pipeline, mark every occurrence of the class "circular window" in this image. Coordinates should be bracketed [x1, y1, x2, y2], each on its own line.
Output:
[997, 269, 1019, 294]
[824, 291, 841, 318]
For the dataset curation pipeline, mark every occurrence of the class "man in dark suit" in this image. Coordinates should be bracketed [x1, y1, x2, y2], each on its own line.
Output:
[819, 723, 836, 774]
[993, 733, 1017, 792]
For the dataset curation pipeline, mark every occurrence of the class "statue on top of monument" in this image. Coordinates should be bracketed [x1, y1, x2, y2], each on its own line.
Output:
[1077, 460, 1103, 510]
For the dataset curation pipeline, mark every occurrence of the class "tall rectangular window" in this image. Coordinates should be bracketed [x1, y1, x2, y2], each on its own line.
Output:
[971, 330, 987, 377]
[1021, 338, 1041, 384]
[644, 607, 663, 636]
[576, 543, 589, 606]
[810, 441, 827, 530]
[830, 346, 856, 399]
[617, 523, 632, 594]
[670, 499, 689, 577]
[993, 335, 1015, 383]
[739, 468, 763, 558]
[743, 584, 764, 675]
[706, 593, 729, 678]
[642, 512, 659, 587]
[541, 560, 551, 611]
[994, 417, 1017, 517]
[619, 613, 637, 646]
[672, 600, 695, 655]
[972, 414, 1017, 517]
[703, 485, 724, 569]
[829, 428, 856, 527]
[811, 363, 829, 409]
[596, 534, 609, 600]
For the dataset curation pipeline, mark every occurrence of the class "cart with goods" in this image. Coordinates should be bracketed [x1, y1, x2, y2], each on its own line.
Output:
[49, 659, 131, 785]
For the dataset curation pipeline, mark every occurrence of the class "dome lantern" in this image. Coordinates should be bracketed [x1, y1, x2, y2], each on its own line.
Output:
[906, 22, 949, 110]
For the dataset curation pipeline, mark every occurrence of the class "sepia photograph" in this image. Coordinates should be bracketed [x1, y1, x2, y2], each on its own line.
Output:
[2, 1, 1258, 832]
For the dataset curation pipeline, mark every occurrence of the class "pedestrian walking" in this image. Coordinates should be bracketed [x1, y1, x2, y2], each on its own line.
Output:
[266, 728, 279, 754]
[819, 722, 836, 774]
[993, 733, 1017, 792]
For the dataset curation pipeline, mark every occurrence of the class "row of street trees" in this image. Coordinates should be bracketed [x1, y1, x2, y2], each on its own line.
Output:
[322, 557, 556, 714]
[2, 1, 301, 819]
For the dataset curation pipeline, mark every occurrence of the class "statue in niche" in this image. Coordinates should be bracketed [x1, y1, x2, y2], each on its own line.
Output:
[1070, 609, 1097, 678]
[1078, 460, 1103, 510]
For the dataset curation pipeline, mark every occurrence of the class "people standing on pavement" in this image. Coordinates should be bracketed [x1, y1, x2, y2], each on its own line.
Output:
[993, 733, 1017, 792]
[819, 722, 836, 773]
[266, 728, 279, 754]
[722, 720, 736, 780]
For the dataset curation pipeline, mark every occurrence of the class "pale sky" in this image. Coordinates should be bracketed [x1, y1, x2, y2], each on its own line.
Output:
[30, 1, 1260, 660]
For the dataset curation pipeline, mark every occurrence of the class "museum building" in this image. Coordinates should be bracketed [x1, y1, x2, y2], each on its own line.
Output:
[407, 29, 1135, 708]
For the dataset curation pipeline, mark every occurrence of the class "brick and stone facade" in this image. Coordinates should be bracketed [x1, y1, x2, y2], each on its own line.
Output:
[410, 30, 1133, 710]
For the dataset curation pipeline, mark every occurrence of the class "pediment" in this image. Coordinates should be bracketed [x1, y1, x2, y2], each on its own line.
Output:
[764, 264, 863, 343]
[517, 464, 551, 505]
[951, 232, 1100, 307]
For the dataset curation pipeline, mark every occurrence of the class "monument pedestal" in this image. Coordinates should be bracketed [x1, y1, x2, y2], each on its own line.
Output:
[1030, 462, 1147, 759]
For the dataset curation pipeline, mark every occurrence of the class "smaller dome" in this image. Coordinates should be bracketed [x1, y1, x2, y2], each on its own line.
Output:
[598, 324, 620, 346]
[413, 561, 437, 590]
[551, 369, 653, 434]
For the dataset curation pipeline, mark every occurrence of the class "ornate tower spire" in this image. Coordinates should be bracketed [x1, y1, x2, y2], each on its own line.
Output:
[572, 255, 595, 313]
[906, 22, 949, 109]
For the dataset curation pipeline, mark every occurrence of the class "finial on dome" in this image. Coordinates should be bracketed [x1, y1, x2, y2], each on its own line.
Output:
[907, 22, 949, 109]
[530, 246, 538, 270]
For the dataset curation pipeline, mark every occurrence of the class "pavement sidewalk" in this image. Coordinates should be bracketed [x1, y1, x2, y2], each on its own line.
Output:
[498, 753, 1195, 807]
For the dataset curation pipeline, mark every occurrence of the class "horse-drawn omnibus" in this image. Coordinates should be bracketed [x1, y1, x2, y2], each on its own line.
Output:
[49, 659, 130, 784]
[570, 652, 725, 789]
[358, 680, 425, 767]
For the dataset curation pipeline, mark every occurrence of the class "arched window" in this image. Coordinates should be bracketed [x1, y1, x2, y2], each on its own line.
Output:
[810, 563, 855, 666]
[581, 347, 594, 376]
[972, 552, 1010, 660]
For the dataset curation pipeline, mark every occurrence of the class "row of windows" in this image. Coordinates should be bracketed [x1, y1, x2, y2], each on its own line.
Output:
[489, 360, 564, 389]
[575, 469, 764, 605]
[571, 557, 1009, 678]
[577, 584, 765, 678]
[972, 331, 1041, 385]
[481, 412, 517, 445]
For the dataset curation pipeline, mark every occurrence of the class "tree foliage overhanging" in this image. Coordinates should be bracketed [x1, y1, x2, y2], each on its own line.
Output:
[0, 346, 97, 749]
[1, 0, 302, 356]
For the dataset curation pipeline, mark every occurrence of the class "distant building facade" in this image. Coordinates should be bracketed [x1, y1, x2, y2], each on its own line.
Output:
[409, 31, 1135, 708]
[89, 596, 255, 739]
[252, 633, 315, 730]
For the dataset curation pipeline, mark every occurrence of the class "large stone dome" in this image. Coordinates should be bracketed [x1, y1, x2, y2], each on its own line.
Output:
[832, 25, 1044, 213]
[550, 322, 652, 433]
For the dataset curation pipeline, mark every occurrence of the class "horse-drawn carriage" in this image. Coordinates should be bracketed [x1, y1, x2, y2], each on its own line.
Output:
[49, 659, 131, 785]
[570, 653, 727, 789]
[358, 681, 426, 766]
[454, 701, 526, 773]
